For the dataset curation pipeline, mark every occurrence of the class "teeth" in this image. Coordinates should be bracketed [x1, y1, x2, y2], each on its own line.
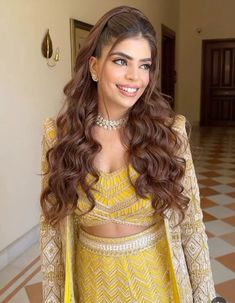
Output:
[119, 86, 138, 93]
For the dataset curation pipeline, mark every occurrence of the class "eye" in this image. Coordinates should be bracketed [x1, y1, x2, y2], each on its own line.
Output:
[140, 64, 151, 70]
[113, 58, 127, 66]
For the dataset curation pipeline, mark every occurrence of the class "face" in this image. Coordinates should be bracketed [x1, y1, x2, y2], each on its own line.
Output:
[89, 36, 152, 118]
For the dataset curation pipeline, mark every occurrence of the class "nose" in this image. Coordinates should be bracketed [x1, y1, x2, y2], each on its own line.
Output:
[125, 65, 139, 81]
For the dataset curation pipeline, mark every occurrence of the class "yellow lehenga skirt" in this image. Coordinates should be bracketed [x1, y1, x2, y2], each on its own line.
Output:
[75, 222, 179, 303]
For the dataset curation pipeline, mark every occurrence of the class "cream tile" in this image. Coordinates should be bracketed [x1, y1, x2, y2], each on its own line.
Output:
[220, 232, 235, 246]
[214, 170, 235, 177]
[204, 206, 235, 219]
[213, 176, 235, 184]
[0, 243, 39, 288]
[205, 220, 235, 236]
[5, 288, 30, 303]
[218, 163, 235, 168]
[198, 184, 206, 189]
[196, 175, 209, 182]
[208, 194, 235, 205]
[0, 264, 19, 288]
[208, 237, 234, 258]
[211, 184, 235, 194]
[210, 259, 235, 284]
[25, 271, 42, 285]
[194, 167, 211, 174]
[0, 260, 40, 301]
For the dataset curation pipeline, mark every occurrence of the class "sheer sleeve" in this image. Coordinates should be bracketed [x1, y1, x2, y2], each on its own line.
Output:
[176, 115, 216, 302]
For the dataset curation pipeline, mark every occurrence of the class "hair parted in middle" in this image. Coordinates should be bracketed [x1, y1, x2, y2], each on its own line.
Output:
[40, 5, 190, 226]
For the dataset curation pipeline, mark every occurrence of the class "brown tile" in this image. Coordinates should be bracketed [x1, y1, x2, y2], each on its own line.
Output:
[207, 149, 225, 153]
[199, 179, 221, 186]
[220, 232, 235, 246]
[205, 152, 217, 156]
[207, 151, 223, 158]
[201, 197, 217, 208]
[222, 216, 235, 227]
[199, 187, 219, 196]
[202, 211, 217, 222]
[225, 203, 235, 211]
[212, 153, 225, 158]
[215, 279, 235, 303]
[200, 171, 222, 178]
[25, 282, 42, 303]
[216, 253, 235, 272]
[206, 159, 224, 164]
[227, 192, 235, 198]
[203, 165, 223, 170]
[205, 230, 214, 238]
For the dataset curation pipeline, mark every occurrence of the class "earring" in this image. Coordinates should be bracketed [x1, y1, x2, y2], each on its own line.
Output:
[91, 74, 98, 82]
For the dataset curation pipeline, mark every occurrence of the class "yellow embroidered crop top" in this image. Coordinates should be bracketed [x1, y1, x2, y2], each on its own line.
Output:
[41, 118, 161, 228]
[75, 165, 160, 227]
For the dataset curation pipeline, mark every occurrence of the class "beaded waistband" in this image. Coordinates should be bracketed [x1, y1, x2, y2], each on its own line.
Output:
[78, 223, 165, 256]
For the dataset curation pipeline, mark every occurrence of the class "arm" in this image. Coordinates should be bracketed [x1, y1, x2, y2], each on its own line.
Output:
[176, 115, 216, 302]
[40, 119, 65, 303]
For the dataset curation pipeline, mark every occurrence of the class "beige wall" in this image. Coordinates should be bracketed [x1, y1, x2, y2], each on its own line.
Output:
[177, 0, 235, 124]
[0, 0, 179, 251]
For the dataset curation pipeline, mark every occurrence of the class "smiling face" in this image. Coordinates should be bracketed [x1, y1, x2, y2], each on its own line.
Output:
[89, 36, 152, 119]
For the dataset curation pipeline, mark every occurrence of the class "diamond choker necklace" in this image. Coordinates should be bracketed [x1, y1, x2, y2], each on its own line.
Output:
[95, 113, 128, 130]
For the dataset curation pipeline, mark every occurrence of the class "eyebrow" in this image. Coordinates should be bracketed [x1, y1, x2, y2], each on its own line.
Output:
[109, 51, 152, 62]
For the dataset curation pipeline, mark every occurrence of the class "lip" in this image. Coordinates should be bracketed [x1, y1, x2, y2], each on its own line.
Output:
[116, 84, 140, 97]
[117, 84, 140, 89]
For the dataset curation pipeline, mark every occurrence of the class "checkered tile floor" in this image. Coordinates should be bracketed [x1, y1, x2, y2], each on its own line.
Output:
[192, 125, 235, 302]
[0, 124, 234, 302]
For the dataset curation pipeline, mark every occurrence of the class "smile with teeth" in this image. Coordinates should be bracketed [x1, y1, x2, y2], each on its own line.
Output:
[117, 85, 139, 95]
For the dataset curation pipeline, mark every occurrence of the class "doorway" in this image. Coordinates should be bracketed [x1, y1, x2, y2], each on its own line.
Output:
[201, 39, 235, 126]
[161, 24, 176, 109]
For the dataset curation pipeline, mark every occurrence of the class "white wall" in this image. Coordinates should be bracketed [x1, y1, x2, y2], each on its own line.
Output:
[177, 0, 235, 124]
[0, 0, 179, 252]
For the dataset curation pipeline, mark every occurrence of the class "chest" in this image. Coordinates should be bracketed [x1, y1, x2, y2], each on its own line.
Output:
[92, 129, 129, 173]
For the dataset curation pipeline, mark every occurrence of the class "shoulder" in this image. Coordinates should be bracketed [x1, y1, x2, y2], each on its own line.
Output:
[42, 117, 57, 147]
[171, 114, 186, 135]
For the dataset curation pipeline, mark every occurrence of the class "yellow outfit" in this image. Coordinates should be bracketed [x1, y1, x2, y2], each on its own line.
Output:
[40, 114, 216, 303]
[72, 165, 179, 302]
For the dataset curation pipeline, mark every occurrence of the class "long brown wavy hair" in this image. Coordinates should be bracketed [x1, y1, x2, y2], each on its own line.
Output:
[40, 5, 191, 226]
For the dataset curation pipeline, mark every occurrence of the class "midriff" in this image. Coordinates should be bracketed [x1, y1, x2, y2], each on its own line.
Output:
[80, 223, 149, 238]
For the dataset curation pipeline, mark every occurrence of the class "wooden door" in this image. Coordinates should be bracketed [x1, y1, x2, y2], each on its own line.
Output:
[161, 24, 176, 109]
[201, 39, 235, 126]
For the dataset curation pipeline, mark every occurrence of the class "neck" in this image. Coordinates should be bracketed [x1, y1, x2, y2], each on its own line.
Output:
[97, 105, 128, 121]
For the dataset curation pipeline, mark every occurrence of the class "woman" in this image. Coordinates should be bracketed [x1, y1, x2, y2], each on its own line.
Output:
[40, 5, 216, 303]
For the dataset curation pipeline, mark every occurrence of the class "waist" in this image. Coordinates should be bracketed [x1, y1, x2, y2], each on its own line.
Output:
[78, 222, 165, 256]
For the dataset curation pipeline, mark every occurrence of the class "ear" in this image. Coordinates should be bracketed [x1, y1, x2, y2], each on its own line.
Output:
[89, 56, 98, 77]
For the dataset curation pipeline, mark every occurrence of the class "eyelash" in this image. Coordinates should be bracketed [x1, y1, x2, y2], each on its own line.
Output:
[113, 59, 151, 70]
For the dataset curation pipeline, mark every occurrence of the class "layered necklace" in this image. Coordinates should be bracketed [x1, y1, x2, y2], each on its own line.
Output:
[95, 113, 128, 130]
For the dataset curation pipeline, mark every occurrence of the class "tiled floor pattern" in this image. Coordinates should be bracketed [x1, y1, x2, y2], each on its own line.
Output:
[191, 125, 235, 303]
[0, 125, 234, 303]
